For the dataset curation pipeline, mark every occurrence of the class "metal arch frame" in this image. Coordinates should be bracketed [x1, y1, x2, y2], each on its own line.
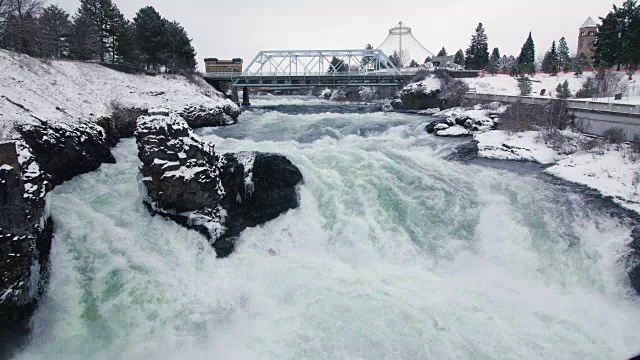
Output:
[232, 49, 402, 87]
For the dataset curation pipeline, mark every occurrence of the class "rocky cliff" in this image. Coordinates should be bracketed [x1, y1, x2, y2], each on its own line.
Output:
[0, 141, 52, 357]
[135, 110, 302, 257]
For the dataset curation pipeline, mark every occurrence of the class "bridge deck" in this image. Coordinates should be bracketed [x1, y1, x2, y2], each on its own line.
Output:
[204, 72, 414, 87]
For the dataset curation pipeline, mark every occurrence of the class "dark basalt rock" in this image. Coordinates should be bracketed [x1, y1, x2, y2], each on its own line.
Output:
[445, 140, 479, 162]
[628, 227, 640, 295]
[178, 103, 240, 128]
[0, 141, 53, 359]
[391, 84, 441, 111]
[425, 120, 447, 134]
[17, 120, 116, 187]
[220, 152, 302, 238]
[391, 72, 469, 112]
[135, 112, 302, 258]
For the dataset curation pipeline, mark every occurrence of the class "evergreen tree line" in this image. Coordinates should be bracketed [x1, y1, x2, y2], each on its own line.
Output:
[0, 0, 197, 72]
[457, 23, 594, 76]
[594, 0, 640, 71]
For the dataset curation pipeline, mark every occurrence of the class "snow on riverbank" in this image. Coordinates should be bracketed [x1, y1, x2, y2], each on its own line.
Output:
[475, 131, 561, 164]
[548, 152, 640, 213]
[463, 73, 592, 97]
[473, 129, 640, 213]
[0, 50, 236, 128]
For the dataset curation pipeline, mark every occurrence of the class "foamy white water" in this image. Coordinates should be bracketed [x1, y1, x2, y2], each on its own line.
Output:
[14, 98, 640, 360]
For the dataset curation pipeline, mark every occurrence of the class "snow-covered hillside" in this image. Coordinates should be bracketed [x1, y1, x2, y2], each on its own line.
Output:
[463, 73, 591, 97]
[0, 50, 237, 130]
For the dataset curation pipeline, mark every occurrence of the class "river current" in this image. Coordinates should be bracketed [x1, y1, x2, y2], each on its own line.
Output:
[13, 96, 640, 359]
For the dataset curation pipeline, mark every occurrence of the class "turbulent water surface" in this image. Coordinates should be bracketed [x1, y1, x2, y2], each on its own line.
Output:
[14, 96, 640, 359]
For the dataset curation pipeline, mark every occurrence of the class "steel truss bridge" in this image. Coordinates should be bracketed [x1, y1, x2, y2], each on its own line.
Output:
[204, 49, 413, 88]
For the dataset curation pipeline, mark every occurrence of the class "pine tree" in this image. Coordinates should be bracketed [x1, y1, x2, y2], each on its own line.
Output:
[518, 32, 536, 75]
[465, 23, 489, 70]
[114, 19, 139, 64]
[594, 1, 639, 70]
[389, 50, 401, 68]
[557, 37, 571, 71]
[517, 76, 532, 96]
[619, 0, 639, 70]
[487, 47, 500, 75]
[541, 41, 559, 75]
[69, 10, 101, 60]
[105, 4, 128, 63]
[134, 6, 166, 71]
[3, 0, 44, 56]
[437, 47, 447, 57]
[161, 20, 196, 72]
[409, 59, 419, 67]
[75, 0, 121, 62]
[631, 8, 640, 71]
[38, 5, 71, 58]
[555, 80, 572, 98]
[453, 49, 465, 66]
[328, 56, 347, 73]
[361, 43, 375, 68]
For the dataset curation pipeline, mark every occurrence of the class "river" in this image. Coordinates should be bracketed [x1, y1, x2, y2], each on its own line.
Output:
[13, 96, 640, 359]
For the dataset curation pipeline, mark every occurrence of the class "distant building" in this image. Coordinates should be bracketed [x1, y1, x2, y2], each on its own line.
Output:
[577, 17, 597, 59]
[430, 55, 455, 68]
[204, 58, 243, 73]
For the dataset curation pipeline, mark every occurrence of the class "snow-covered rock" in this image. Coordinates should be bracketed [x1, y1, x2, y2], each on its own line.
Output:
[473, 130, 561, 164]
[177, 103, 240, 128]
[17, 120, 116, 187]
[391, 76, 442, 111]
[425, 104, 505, 137]
[0, 140, 52, 354]
[135, 114, 302, 258]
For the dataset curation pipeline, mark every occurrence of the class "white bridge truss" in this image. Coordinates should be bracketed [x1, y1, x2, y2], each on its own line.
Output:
[230, 49, 404, 87]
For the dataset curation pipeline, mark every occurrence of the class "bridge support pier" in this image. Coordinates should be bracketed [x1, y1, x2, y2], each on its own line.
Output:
[242, 87, 250, 106]
[231, 87, 240, 105]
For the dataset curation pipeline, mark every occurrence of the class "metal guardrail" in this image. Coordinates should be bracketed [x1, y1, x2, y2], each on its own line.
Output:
[465, 93, 640, 116]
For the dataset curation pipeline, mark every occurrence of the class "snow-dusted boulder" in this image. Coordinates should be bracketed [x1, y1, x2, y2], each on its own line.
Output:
[0, 141, 52, 356]
[135, 113, 302, 258]
[177, 102, 240, 128]
[391, 77, 442, 111]
[136, 113, 223, 212]
[426, 105, 505, 137]
[17, 120, 116, 187]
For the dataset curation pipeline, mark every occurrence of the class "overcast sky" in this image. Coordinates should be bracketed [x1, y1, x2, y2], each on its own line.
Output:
[53, 0, 612, 71]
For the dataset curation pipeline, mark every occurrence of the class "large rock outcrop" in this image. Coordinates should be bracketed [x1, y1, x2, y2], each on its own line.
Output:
[17, 120, 116, 187]
[0, 141, 52, 357]
[391, 77, 442, 111]
[220, 152, 302, 239]
[178, 103, 240, 128]
[135, 111, 302, 257]
[627, 227, 640, 295]
[390, 72, 469, 111]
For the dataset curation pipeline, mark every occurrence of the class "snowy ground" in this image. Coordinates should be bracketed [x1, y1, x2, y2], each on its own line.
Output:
[0, 50, 236, 134]
[463, 73, 592, 98]
[474, 130, 640, 214]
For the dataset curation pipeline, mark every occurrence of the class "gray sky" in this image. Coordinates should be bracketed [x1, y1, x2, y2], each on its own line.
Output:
[53, 0, 612, 71]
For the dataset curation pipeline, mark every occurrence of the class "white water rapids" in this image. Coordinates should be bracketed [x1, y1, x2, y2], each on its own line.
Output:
[13, 97, 640, 359]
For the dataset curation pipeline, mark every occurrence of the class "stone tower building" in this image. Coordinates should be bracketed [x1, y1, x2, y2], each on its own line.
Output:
[577, 17, 597, 59]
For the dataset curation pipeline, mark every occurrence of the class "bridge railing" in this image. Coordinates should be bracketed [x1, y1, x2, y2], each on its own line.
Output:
[205, 71, 408, 79]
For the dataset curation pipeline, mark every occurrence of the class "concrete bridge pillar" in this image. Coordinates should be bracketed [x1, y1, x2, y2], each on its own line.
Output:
[242, 86, 250, 106]
[231, 87, 240, 105]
